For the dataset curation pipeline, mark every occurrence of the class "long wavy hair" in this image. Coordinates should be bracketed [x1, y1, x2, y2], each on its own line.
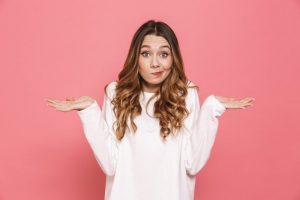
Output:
[104, 20, 198, 141]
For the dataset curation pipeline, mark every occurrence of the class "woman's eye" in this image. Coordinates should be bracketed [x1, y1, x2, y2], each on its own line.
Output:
[140, 51, 169, 58]
[141, 52, 149, 57]
[161, 53, 169, 58]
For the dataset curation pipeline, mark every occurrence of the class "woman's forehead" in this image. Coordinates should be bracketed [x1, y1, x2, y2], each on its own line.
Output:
[141, 35, 170, 49]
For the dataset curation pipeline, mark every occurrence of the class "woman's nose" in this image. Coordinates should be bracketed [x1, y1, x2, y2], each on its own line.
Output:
[151, 56, 160, 68]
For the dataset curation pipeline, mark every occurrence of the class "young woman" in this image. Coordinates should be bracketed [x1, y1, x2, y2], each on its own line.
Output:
[46, 20, 254, 200]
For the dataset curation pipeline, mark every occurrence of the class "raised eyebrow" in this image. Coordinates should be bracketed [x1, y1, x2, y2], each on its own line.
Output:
[140, 45, 170, 49]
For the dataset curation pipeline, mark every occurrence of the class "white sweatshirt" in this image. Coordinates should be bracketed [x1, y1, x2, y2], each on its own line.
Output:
[77, 80, 226, 200]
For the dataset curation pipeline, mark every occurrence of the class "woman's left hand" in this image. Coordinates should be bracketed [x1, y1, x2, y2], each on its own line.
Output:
[214, 95, 255, 109]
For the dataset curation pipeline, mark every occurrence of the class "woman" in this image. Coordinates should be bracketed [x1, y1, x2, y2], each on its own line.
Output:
[46, 20, 254, 200]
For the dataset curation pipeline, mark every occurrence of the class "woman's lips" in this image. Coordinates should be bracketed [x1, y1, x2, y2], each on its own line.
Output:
[152, 71, 163, 76]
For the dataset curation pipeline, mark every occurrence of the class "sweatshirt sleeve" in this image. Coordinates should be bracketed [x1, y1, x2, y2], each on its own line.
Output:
[183, 85, 226, 176]
[77, 82, 119, 177]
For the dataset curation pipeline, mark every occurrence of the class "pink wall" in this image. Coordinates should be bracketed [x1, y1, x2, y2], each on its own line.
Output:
[0, 0, 299, 199]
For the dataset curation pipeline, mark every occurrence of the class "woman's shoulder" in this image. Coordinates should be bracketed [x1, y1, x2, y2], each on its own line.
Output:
[187, 80, 195, 87]
[107, 80, 118, 90]
[104, 80, 118, 99]
[186, 80, 199, 93]
[186, 80, 200, 103]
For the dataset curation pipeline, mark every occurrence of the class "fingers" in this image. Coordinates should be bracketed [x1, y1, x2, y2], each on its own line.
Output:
[213, 96, 255, 110]
[242, 97, 255, 102]
[46, 99, 64, 106]
[237, 98, 255, 109]
[46, 98, 71, 104]
[46, 98, 73, 111]
[240, 100, 254, 109]
[52, 104, 70, 112]
[46, 101, 72, 112]
[66, 96, 75, 101]
[228, 98, 254, 109]
[46, 98, 60, 103]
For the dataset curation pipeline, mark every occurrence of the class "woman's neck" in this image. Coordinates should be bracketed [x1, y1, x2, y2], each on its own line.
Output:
[142, 82, 160, 93]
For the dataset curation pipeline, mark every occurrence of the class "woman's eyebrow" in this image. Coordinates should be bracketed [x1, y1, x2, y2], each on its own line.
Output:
[141, 45, 170, 49]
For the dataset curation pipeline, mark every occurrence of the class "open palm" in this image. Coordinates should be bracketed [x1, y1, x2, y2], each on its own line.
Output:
[46, 96, 95, 112]
[214, 96, 255, 109]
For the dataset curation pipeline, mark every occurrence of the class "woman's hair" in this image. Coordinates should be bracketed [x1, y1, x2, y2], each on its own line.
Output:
[105, 19, 198, 141]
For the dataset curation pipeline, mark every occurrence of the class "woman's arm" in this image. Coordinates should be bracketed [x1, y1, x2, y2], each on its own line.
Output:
[183, 85, 254, 176]
[184, 89, 226, 176]
[77, 84, 119, 177]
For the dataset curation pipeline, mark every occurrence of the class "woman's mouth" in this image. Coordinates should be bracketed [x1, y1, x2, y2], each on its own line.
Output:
[152, 71, 163, 76]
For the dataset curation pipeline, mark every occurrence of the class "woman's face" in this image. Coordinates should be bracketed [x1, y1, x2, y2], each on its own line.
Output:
[138, 34, 173, 93]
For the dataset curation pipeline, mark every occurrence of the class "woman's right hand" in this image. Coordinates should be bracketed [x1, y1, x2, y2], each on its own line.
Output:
[46, 96, 95, 112]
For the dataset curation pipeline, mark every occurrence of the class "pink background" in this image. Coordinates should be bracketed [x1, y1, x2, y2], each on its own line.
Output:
[0, 0, 299, 199]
